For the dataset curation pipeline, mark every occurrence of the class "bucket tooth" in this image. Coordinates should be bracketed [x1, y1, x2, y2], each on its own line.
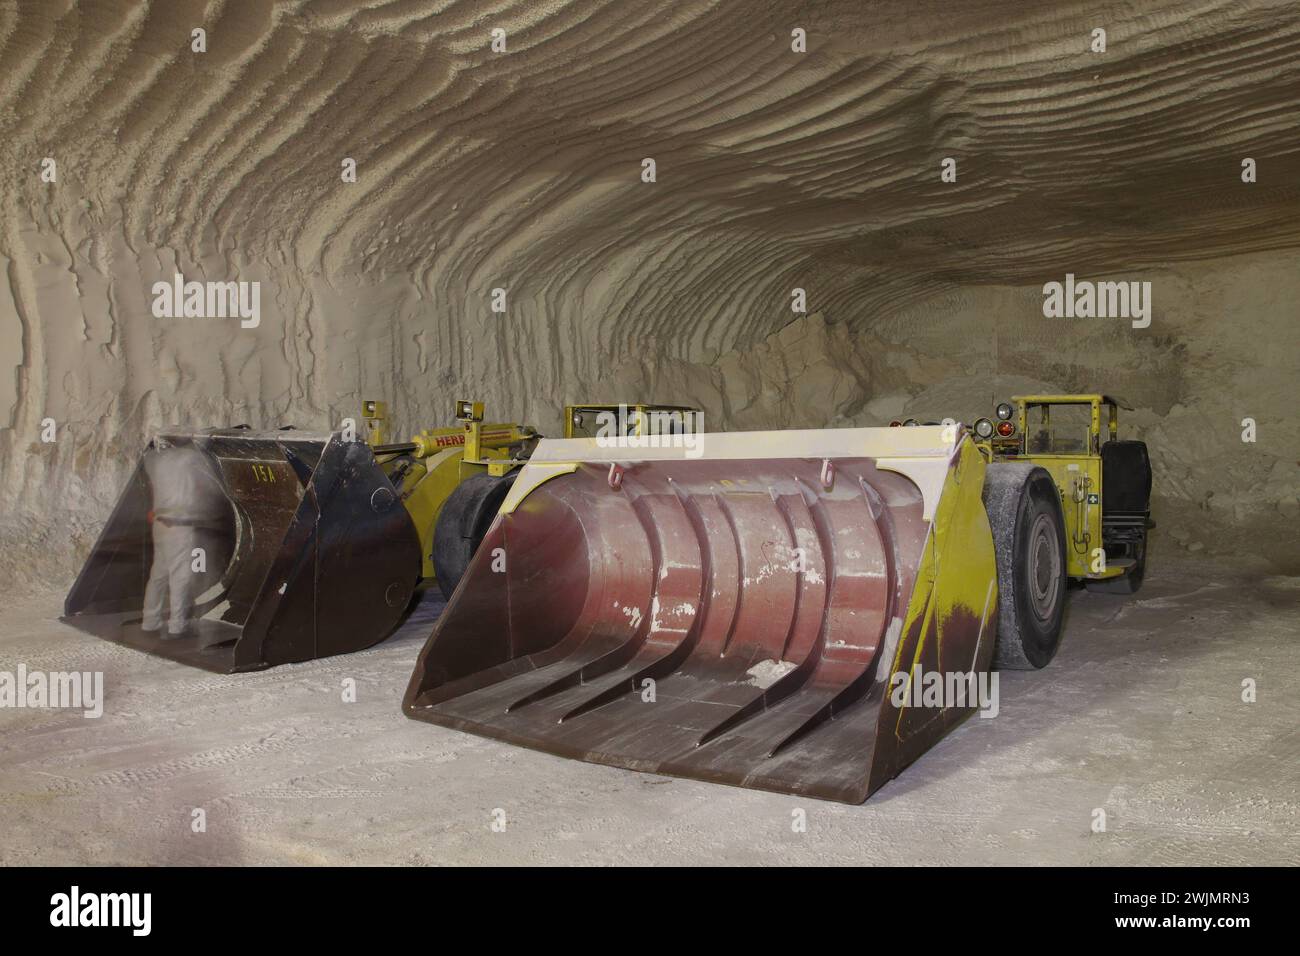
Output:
[502, 488, 697, 714]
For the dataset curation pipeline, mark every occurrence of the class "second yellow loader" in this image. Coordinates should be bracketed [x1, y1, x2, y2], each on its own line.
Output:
[61, 400, 535, 672]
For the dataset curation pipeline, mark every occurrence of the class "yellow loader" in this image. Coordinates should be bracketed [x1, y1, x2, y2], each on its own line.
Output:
[402, 393, 1154, 802]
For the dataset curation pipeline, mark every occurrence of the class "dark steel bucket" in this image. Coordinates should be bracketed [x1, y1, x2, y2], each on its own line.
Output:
[63, 429, 420, 672]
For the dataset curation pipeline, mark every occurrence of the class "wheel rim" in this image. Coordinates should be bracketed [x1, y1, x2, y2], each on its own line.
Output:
[1028, 512, 1062, 622]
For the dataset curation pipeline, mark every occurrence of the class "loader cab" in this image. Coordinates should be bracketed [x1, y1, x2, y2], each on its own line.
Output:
[989, 394, 1150, 591]
[1015, 394, 1120, 457]
[565, 403, 701, 439]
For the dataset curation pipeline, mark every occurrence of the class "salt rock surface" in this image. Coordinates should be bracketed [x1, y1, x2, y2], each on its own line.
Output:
[0, 0, 1296, 585]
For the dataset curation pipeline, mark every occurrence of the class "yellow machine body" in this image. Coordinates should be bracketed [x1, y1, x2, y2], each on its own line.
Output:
[368, 404, 535, 584]
[369, 400, 700, 585]
[981, 394, 1134, 581]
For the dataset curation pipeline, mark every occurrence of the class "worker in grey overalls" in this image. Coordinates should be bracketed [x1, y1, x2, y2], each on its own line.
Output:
[141, 437, 228, 637]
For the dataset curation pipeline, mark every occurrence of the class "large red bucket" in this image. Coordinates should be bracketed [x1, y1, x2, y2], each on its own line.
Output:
[404, 427, 998, 802]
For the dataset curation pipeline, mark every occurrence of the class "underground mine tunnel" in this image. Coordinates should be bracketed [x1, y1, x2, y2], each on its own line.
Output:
[0, 0, 1296, 876]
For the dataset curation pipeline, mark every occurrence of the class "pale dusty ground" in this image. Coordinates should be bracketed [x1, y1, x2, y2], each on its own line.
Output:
[1, 554, 1296, 866]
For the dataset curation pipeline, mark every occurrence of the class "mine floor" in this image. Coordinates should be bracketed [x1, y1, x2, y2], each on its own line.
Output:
[1, 556, 1296, 865]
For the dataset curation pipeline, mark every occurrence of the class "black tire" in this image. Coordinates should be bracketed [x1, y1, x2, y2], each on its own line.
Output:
[1085, 537, 1146, 594]
[982, 464, 1068, 670]
[432, 471, 517, 600]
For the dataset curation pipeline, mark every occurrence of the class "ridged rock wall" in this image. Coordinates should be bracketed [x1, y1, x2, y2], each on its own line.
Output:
[1, 0, 1297, 584]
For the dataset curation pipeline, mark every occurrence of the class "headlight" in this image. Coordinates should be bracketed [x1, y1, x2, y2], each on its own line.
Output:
[996, 420, 1016, 437]
[903, 418, 919, 427]
[995, 402, 1014, 421]
[973, 418, 995, 440]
